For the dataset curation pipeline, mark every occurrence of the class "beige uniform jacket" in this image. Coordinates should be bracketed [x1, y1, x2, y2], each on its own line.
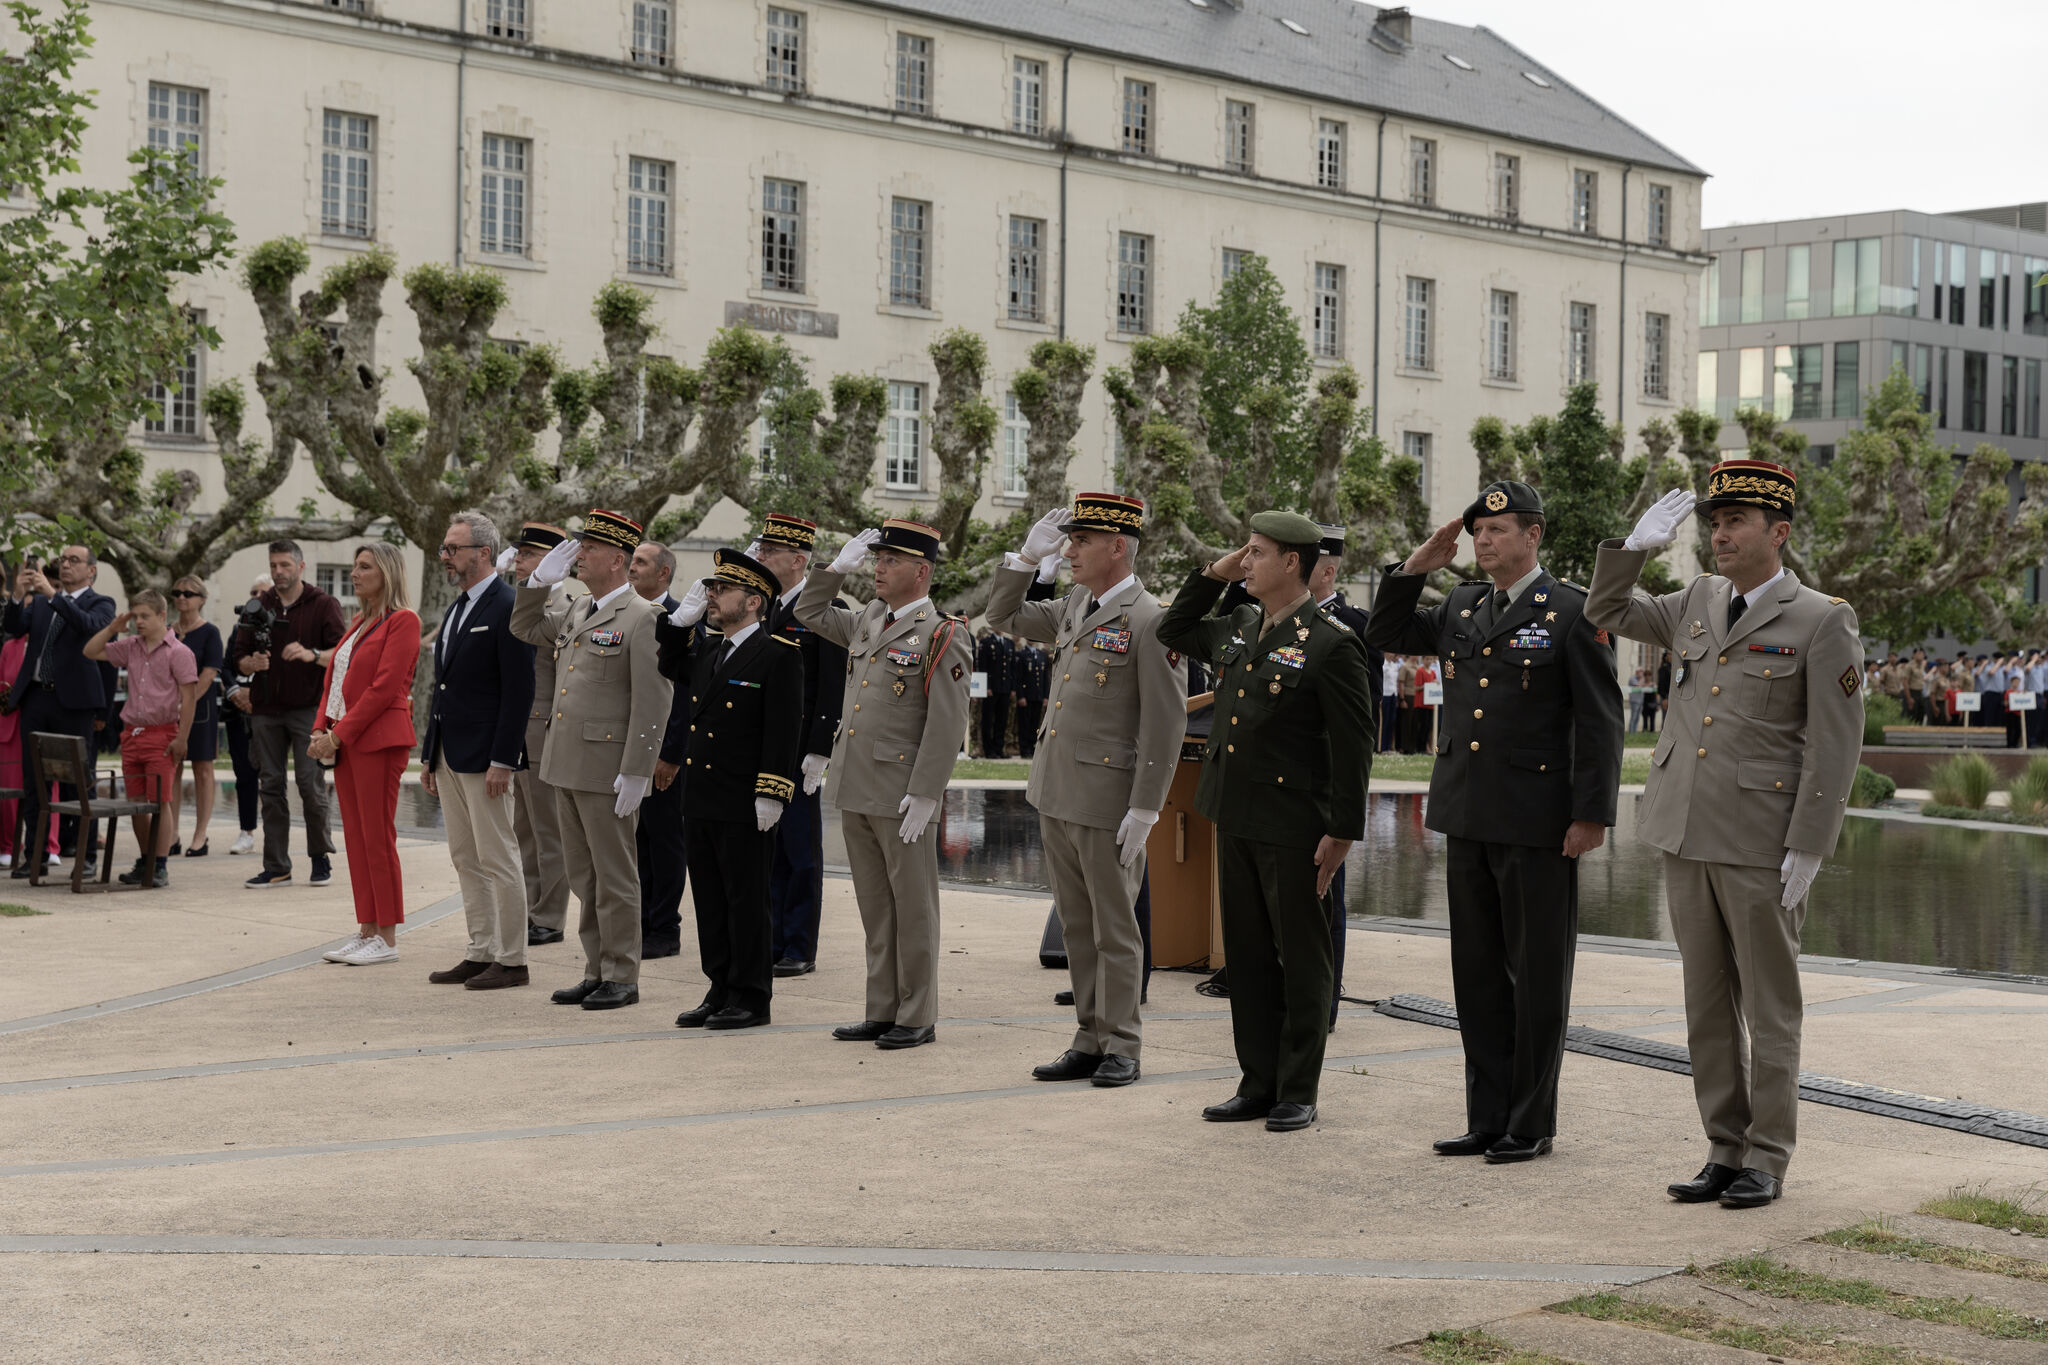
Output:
[523, 579, 588, 763]
[793, 569, 973, 820]
[511, 582, 671, 794]
[1586, 542, 1864, 869]
[985, 567, 1187, 830]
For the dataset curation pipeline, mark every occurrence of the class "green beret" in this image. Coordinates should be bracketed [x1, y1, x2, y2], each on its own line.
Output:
[1248, 510, 1323, 545]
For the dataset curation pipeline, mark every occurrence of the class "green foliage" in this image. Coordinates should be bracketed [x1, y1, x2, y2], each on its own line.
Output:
[1176, 254, 1313, 506]
[316, 244, 396, 314]
[593, 278, 655, 331]
[701, 324, 786, 404]
[242, 237, 310, 297]
[1848, 765, 1896, 808]
[1927, 751, 1995, 810]
[1862, 690, 1904, 744]
[1466, 384, 1625, 585]
[2007, 756, 2048, 819]
[402, 260, 508, 318]
[928, 326, 988, 375]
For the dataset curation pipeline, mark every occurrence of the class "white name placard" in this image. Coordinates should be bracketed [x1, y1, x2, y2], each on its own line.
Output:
[1954, 690, 1983, 713]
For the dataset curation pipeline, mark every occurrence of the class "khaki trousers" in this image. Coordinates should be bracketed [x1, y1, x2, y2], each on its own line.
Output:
[840, 808, 940, 1028]
[438, 763, 529, 967]
[1041, 814, 1145, 1059]
[556, 785, 643, 984]
[1663, 854, 1806, 1179]
[514, 760, 572, 931]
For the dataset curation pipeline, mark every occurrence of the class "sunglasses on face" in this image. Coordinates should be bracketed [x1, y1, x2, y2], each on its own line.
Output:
[169, 590, 204, 599]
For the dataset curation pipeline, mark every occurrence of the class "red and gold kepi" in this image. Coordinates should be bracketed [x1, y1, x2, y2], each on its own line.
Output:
[1698, 459, 1797, 518]
[704, 547, 778, 601]
[1068, 491, 1146, 538]
[580, 508, 644, 551]
[514, 521, 569, 551]
[877, 517, 942, 561]
[759, 512, 819, 552]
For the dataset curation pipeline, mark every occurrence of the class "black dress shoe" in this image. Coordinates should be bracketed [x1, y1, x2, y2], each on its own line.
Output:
[527, 923, 565, 946]
[551, 978, 602, 1005]
[1201, 1095, 1274, 1122]
[641, 942, 681, 960]
[1092, 1054, 1140, 1087]
[875, 1023, 935, 1049]
[1053, 989, 1075, 1006]
[1432, 1131, 1506, 1156]
[12, 863, 35, 879]
[771, 957, 816, 977]
[580, 981, 640, 1010]
[1483, 1134, 1554, 1164]
[1718, 1168, 1783, 1209]
[832, 1020, 895, 1041]
[1265, 1102, 1317, 1132]
[675, 1002, 719, 1028]
[1667, 1161, 1743, 1203]
[705, 1006, 770, 1030]
[1032, 1049, 1103, 1081]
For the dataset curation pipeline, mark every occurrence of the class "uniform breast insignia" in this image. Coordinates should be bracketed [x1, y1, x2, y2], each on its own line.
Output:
[1507, 627, 1553, 651]
[1269, 646, 1306, 670]
[1839, 666, 1860, 697]
[1296, 627, 1311, 642]
[590, 630, 624, 647]
[1168, 650, 1181, 669]
[891, 679, 908, 697]
[1532, 590, 1548, 604]
[951, 662, 965, 681]
[885, 646, 921, 667]
[1749, 644, 1797, 655]
[1594, 628, 1611, 645]
[1094, 671, 1109, 688]
[1444, 659, 1455, 680]
[1689, 620, 1705, 638]
[1269, 680, 1283, 694]
[1092, 627, 1132, 654]
[727, 678, 762, 689]
[1544, 611, 1557, 623]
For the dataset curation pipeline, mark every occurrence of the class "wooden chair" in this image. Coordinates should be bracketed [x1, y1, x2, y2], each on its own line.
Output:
[27, 731, 161, 893]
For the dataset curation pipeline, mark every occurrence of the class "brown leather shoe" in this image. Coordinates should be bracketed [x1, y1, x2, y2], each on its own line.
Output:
[464, 963, 530, 990]
[429, 959, 492, 985]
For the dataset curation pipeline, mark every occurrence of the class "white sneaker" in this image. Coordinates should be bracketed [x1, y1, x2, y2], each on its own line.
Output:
[0, 854, 12, 868]
[323, 935, 373, 963]
[229, 831, 255, 855]
[347, 936, 398, 965]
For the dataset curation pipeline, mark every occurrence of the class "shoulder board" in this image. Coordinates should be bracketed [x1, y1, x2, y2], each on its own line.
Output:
[1458, 579, 1489, 588]
[1696, 573, 1713, 579]
[1317, 611, 1353, 633]
[1829, 597, 1846, 605]
[1551, 580, 1588, 596]
[771, 634, 799, 646]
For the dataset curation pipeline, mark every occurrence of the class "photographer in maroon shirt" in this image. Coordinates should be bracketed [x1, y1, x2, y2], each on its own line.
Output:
[228, 540, 346, 889]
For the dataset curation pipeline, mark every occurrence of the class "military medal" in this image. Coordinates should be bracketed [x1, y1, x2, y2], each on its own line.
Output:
[1689, 620, 1704, 638]
[1269, 680, 1282, 694]
[891, 679, 907, 697]
[1296, 627, 1310, 642]
[1444, 660, 1455, 680]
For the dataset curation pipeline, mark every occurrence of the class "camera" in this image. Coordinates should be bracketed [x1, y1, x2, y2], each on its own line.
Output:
[235, 597, 278, 655]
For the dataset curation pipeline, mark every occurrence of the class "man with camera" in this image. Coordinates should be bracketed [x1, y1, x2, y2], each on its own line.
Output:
[229, 540, 347, 889]
[3, 545, 117, 879]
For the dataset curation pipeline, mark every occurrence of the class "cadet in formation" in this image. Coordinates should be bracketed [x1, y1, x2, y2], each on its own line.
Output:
[794, 519, 972, 1051]
[1368, 480, 1623, 1165]
[1589, 462, 1863, 1209]
[986, 493, 1187, 1088]
[1158, 510, 1375, 1132]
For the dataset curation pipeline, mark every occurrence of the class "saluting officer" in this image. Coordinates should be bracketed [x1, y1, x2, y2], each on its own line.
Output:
[988, 494, 1188, 1087]
[506, 523, 587, 947]
[1589, 464, 1864, 1209]
[511, 509, 672, 1011]
[1368, 481, 1624, 1164]
[1158, 511, 1375, 1133]
[794, 519, 973, 1051]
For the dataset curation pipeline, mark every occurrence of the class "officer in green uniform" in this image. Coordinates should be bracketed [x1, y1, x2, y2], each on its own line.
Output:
[1158, 510, 1375, 1132]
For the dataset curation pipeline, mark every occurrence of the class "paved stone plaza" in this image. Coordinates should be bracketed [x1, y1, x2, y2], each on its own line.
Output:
[3, 828, 2046, 1362]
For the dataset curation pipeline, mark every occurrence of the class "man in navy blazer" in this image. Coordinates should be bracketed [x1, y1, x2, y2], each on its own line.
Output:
[5, 545, 117, 879]
[630, 541, 691, 960]
[422, 511, 537, 991]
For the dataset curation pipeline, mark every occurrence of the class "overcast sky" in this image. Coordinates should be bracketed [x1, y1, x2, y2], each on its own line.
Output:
[1421, 0, 2046, 227]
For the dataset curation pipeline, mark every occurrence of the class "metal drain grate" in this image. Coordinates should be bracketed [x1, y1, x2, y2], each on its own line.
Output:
[1374, 993, 2048, 1151]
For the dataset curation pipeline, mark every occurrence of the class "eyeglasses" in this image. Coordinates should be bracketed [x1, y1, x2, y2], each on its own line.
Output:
[436, 543, 488, 557]
[169, 590, 205, 599]
[54, 554, 88, 566]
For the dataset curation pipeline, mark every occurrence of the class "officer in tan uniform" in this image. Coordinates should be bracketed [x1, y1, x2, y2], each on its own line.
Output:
[987, 493, 1187, 1087]
[1587, 461, 1863, 1209]
[504, 522, 587, 946]
[511, 509, 673, 1011]
[794, 518, 972, 1050]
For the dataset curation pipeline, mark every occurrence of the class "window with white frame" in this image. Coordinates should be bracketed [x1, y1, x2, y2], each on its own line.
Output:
[1568, 302, 1596, 387]
[632, 1, 672, 66]
[485, 0, 527, 40]
[320, 111, 374, 239]
[1403, 277, 1432, 370]
[1000, 393, 1030, 495]
[1572, 169, 1598, 235]
[1402, 431, 1432, 500]
[1409, 137, 1435, 206]
[325, 0, 369, 12]
[144, 311, 205, 438]
[1011, 57, 1044, 134]
[1647, 183, 1671, 248]
[1121, 79, 1152, 155]
[627, 157, 670, 274]
[765, 8, 805, 92]
[1007, 216, 1043, 322]
[146, 83, 205, 188]
[889, 197, 929, 308]
[478, 135, 528, 256]
[1487, 289, 1516, 382]
[761, 178, 803, 292]
[1116, 232, 1151, 335]
[1316, 119, 1345, 190]
[895, 32, 930, 113]
[885, 382, 923, 489]
[1224, 100, 1254, 173]
[1312, 263, 1344, 359]
[315, 563, 357, 612]
[1643, 312, 1670, 399]
[1494, 152, 1519, 220]
[1221, 247, 1249, 282]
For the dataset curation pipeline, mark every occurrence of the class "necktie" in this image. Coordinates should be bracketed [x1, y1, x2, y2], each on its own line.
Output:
[1087, 598, 1103, 617]
[32, 596, 55, 684]
[581, 598, 597, 624]
[443, 595, 468, 660]
[884, 610, 896, 630]
[1492, 589, 1511, 617]
[1727, 593, 1747, 633]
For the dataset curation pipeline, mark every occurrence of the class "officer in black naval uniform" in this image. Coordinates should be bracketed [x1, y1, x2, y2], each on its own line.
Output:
[656, 548, 803, 1030]
[1366, 480, 1624, 1164]
[975, 627, 1014, 757]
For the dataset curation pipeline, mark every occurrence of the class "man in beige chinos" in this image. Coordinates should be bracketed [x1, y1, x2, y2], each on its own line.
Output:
[511, 509, 673, 1011]
[508, 522, 587, 947]
[987, 493, 1187, 1087]
[1587, 460, 1863, 1209]
[794, 518, 972, 1051]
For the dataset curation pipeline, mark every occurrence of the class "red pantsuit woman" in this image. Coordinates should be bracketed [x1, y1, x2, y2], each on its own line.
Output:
[307, 543, 420, 965]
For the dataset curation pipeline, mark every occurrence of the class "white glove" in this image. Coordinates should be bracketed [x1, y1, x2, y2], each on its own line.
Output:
[1624, 488, 1697, 553]
[755, 797, 784, 833]
[1115, 807, 1160, 867]
[1780, 848, 1821, 909]
[801, 753, 829, 796]
[1018, 508, 1072, 565]
[830, 529, 882, 575]
[530, 536, 580, 586]
[670, 579, 708, 628]
[897, 792, 938, 844]
[495, 546, 518, 574]
[613, 772, 650, 819]
[1035, 555, 1064, 585]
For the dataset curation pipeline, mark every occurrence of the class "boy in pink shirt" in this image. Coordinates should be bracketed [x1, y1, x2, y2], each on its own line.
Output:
[85, 589, 198, 887]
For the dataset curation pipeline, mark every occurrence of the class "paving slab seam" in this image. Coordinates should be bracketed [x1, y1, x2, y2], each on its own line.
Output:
[0, 1234, 1682, 1283]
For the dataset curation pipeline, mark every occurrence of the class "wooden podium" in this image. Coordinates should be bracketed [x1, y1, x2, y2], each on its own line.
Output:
[1144, 693, 1225, 969]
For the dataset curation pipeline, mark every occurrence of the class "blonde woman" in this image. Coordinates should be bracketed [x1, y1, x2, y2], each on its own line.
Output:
[304, 543, 420, 964]
[169, 575, 224, 855]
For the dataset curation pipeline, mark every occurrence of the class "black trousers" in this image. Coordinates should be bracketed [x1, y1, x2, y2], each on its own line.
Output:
[979, 693, 1012, 757]
[1216, 832, 1334, 1105]
[769, 785, 824, 963]
[224, 706, 260, 831]
[1444, 835, 1579, 1138]
[17, 692, 99, 869]
[1014, 701, 1043, 758]
[636, 776, 688, 954]
[686, 815, 774, 1014]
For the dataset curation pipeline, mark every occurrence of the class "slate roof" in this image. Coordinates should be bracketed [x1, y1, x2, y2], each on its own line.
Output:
[860, 0, 1705, 177]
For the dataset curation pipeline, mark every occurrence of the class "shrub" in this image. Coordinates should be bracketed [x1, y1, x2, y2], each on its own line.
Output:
[1848, 765, 1896, 808]
[2008, 756, 2048, 819]
[1927, 752, 1996, 810]
[1862, 691, 1904, 745]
